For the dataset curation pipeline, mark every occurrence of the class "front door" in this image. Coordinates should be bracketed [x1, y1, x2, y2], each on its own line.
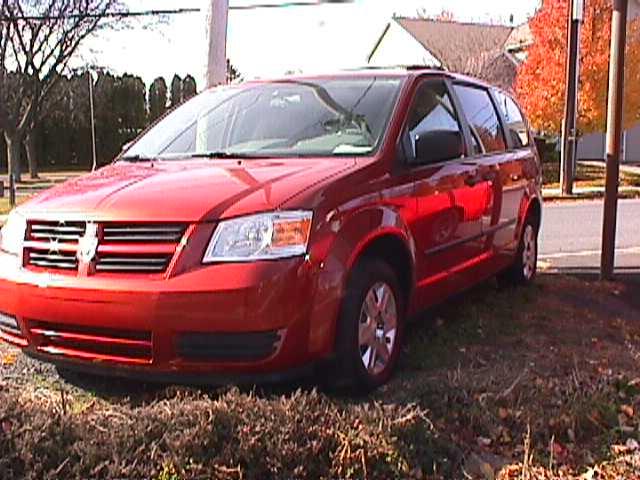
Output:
[401, 79, 491, 308]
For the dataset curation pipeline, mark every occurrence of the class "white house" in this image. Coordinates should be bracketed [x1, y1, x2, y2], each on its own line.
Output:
[368, 17, 532, 91]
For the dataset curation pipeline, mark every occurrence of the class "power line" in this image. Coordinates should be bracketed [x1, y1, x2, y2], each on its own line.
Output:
[229, 1, 352, 11]
[0, 1, 353, 20]
[0, 8, 201, 21]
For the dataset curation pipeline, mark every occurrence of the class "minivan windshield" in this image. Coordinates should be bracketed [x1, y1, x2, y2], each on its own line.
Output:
[123, 77, 403, 160]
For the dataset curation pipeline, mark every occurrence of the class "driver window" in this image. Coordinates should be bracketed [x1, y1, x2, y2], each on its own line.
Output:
[406, 80, 464, 164]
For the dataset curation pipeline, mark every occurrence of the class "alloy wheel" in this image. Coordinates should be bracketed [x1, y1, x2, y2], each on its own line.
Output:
[358, 282, 398, 376]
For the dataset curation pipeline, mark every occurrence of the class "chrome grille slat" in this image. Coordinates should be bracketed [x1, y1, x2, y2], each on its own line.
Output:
[103, 235, 183, 242]
[31, 225, 85, 233]
[96, 254, 172, 273]
[102, 224, 186, 243]
[99, 257, 168, 264]
[95, 265, 167, 272]
[30, 253, 77, 261]
[30, 233, 83, 241]
[30, 260, 77, 269]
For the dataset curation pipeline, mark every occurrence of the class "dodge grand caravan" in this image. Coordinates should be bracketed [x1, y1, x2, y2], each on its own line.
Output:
[0, 68, 542, 390]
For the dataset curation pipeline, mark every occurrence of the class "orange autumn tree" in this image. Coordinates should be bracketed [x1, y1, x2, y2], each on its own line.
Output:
[516, 0, 640, 135]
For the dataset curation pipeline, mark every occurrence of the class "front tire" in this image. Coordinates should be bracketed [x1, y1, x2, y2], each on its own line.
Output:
[498, 215, 539, 287]
[333, 258, 405, 392]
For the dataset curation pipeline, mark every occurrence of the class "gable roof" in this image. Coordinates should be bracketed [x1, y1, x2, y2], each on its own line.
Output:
[393, 17, 514, 72]
[505, 22, 533, 52]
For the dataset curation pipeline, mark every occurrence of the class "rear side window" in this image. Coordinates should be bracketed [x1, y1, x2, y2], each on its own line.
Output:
[453, 84, 506, 154]
[494, 91, 530, 148]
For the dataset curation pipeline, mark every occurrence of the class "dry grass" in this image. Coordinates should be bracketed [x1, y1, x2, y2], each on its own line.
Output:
[0, 198, 11, 215]
[1, 274, 639, 479]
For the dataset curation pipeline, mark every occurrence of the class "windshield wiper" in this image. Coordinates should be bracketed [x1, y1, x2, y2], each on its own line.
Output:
[120, 154, 154, 162]
[189, 151, 272, 160]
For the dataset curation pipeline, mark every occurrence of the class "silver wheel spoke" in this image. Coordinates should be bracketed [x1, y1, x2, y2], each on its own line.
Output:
[376, 342, 390, 364]
[522, 225, 536, 279]
[364, 290, 379, 318]
[359, 318, 375, 346]
[368, 345, 377, 370]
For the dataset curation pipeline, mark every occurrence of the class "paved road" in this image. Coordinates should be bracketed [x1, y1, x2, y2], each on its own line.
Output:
[540, 199, 640, 272]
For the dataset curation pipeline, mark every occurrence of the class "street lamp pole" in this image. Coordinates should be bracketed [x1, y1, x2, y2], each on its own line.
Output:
[560, 0, 584, 196]
[600, 0, 629, 280]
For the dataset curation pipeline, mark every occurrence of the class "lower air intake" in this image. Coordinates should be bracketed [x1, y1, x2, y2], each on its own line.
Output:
[176, 330, 282, 362]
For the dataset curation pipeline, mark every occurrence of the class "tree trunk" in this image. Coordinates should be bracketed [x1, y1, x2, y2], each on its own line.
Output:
[4, 132, 22, 183]
[25, 132, 39, 179]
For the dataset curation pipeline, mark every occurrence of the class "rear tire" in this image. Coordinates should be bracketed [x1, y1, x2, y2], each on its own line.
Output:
[332, 258, 405, 393]
[498, 214, 539, 287]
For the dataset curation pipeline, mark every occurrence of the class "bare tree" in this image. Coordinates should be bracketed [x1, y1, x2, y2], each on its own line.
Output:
[0, 0, 123, 181]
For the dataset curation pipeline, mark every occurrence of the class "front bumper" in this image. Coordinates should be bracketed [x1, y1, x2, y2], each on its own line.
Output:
[0, 253, 328, 379]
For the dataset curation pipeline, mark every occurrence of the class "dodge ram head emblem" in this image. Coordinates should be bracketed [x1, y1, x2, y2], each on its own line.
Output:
[77, 223, 99, 264]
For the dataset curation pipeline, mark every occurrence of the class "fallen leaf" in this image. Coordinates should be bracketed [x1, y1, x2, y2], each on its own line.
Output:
[1, 353, 17, 366]
[626, 438, 639, 452]
[477, 436, 492, 447]
[620, 404, 634, 418]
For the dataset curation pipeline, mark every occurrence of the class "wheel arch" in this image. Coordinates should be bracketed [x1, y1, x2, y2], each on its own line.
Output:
[525, 196, 542, 231]
[346, 230, 416, 307]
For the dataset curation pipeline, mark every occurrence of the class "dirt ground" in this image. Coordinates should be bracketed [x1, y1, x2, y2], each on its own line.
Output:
[1, 273, 639, 479]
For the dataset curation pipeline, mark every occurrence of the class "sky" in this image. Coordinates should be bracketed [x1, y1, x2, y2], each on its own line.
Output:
[80, 0, 542, 88]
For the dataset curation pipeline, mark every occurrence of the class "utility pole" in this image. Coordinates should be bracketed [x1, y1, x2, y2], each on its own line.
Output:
[205, 1, 354, 89]
[206, 0, 230, 88]
[560, 0, 584, 196]
[88, 71, 98, 172]
[601, 0, 629, 280]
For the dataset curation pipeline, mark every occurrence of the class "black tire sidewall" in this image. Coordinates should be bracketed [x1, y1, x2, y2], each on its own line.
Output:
[335, 258, 405, 391]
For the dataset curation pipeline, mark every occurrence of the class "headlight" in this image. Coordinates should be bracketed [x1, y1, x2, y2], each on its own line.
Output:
[0, 210, 27, 256]
[204, 211, 313, 262]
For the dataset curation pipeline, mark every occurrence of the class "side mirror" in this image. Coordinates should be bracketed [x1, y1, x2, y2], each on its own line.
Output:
[414, 130, 464, 164]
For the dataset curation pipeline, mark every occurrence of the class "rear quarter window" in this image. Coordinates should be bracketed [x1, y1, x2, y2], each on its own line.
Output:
[494, 91, 530, 148]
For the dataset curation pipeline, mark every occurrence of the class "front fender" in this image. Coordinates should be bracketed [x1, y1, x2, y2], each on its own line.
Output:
[305, 204, 416, 356]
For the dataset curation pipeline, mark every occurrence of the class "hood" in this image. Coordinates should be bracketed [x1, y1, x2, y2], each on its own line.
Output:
[22, 157, 357, 222]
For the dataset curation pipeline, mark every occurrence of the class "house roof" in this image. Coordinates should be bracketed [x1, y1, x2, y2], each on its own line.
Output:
[505, 23, 533, 52]
[393, 17, 514, 72]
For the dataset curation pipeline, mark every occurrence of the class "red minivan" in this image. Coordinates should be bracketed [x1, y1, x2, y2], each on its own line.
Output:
[0, 68, 542, 390]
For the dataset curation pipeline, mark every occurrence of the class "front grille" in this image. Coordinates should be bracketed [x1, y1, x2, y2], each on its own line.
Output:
[176, 330, 282, 362]
[24, 220, 188, 275]
[103, 224, 187, 243]
[96, 254, 173, 273]
[29, 320, 152, 365]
